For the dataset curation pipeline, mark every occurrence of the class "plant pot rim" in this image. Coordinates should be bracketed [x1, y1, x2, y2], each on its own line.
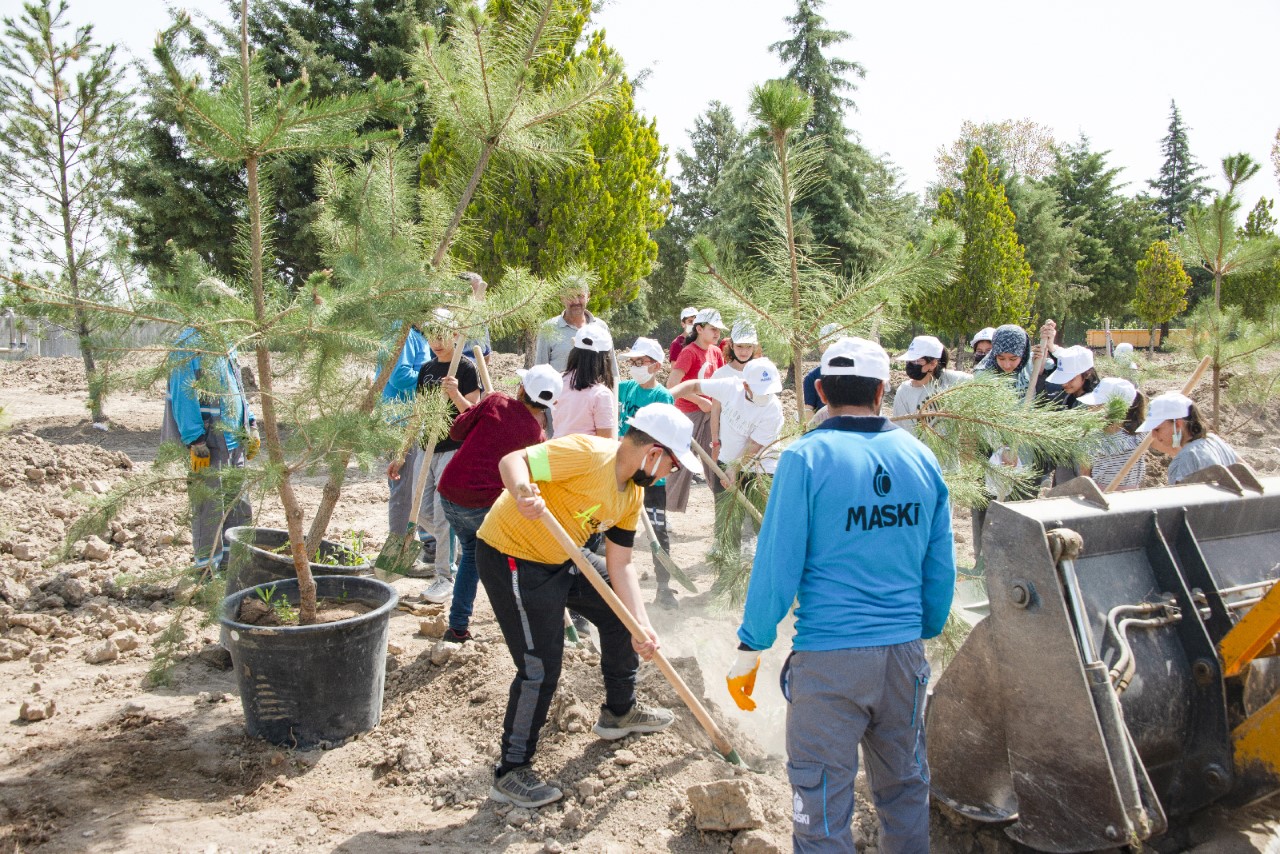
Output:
[225, 524, 372, 572]
[219, 575, 399, 636]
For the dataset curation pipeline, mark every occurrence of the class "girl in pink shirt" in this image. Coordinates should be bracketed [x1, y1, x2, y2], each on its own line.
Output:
[552, 322, 616, 439]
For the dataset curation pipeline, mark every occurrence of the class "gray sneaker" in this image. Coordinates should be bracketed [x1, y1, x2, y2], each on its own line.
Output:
[490, 765, 563, 808]
[421, 574, 455, 604]
[593, 703, 675, 740]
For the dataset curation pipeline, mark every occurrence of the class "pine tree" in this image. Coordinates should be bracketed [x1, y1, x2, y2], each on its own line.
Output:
[1177, 153, 1280, 428]
[1047, 136, 1160, 323]
[0, 0, 135, 424]
[1133, 241, 1190, 353]
[418, 9, 667, 317]
[1148, 100, 1210, 236]
[120, 0, 446, 289]
[916, 146, 1037, 341]
[1222, 198, 1280, 318]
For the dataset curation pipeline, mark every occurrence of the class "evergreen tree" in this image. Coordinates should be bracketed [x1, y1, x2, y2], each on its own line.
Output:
[1223, 197, 1280, 318]
[1177, 153, 1280, 428]
[0, 0, 135, 423]
[1148, 100, 1210, 236]
[916, 146, 1037, 342]
[1004, 177, 1084, 323]
[1047, 136, 1160, 323]
[648, 101, 743, 337]
[120, 0, 446, 288]
[419, 12, 667, 318]
[1133, 241, 1190, 353]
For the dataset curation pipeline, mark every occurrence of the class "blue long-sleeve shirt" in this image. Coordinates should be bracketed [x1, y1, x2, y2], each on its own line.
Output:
[166, 328, 251, 447]
[380, 325, 430, 404]
[738, 415, 956, 652]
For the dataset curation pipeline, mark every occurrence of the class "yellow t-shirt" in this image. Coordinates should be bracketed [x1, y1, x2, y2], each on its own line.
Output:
[478, 433, 643, 564]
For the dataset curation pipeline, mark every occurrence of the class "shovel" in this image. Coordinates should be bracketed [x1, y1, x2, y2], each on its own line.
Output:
[639, 509, 697, 593]
[539, 509, 744, 765]
[690, 439, 764, 526]
[374, 333, 466, 576]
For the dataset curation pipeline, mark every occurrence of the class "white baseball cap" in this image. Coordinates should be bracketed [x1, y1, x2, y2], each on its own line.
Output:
[622, 337, 664, 364]
[680, 306, 698, 321]
[1077, 376, 1137, 408]
[1113, 342, 1134, 358]
[898, 335, 945, 362]
[971, 327, 996, 347]
[1137, 391, 1193, 433]
[730, 320, 759, 345]
[694, 308, 727, 330]
[821, 337, 891, 381]
[572, 321, 613, 352]
[742, 358, 782, 395]
[1046, 345, 1094, 385]
[516, 365, 564, 407]
[432, 307, 454, 325]
[627, 402, 700, 473]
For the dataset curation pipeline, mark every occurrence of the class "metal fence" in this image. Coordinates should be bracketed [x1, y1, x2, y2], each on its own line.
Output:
[1, 311, 175, 360]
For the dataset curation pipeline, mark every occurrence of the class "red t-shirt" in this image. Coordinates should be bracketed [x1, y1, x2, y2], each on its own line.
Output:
[669, 334, 686, 364]
[438, 393, 546, 508]
[672, 341, 724, 414]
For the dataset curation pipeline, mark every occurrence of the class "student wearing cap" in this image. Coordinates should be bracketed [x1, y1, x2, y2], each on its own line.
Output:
[669, 306, 698, 363]
[892, 335, 971, 437]
[477, 403, 697, 809]
[726, 337, 955, 854]
[1140, 392, 1239, 484]
[553, 322, 616, 439]
[714, 320, 763, 378]
[535, 279, 608, 372]
[436, 366, 562, 642]
[970, 327, 996, 363]
[387, 311, 482, 600]
[1076, 378, 1147, 491]
[1040, 344, 1102, 484]
[665, 308, 727, 512]
[618, 338, 678, 608]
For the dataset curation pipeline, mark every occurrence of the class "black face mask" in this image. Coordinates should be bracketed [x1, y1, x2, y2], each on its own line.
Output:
[630, 450, 663, 488]
[905, 362, 928, 381]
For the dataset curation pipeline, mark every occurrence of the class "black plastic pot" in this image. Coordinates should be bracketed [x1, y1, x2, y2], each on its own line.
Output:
[220, 575, 398, 747]
[224, 526, 370, 597]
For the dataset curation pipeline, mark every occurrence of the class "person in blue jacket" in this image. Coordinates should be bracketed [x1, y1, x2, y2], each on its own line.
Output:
[726, 336, 956, 854]
[161, 325, 258, 571]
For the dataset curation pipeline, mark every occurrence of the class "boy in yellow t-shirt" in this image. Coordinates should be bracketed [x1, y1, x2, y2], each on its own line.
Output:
[477, 403, 700, 810]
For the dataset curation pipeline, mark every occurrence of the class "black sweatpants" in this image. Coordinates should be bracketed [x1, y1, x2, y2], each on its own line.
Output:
[644, 483, 672, 588]
[476, 538, 639, 775]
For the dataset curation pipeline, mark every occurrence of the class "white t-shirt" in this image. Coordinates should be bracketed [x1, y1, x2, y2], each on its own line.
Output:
[711, 363, 744, 379]
[891, 369, 971, 437]
[700, 377, 785, 474]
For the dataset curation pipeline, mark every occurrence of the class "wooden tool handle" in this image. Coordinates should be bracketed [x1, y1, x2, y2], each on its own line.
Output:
[472, 344, 493, 394]
[538, 510, 737, 759]
[690, 438, 765, 526]
[403, 333, 467, 529]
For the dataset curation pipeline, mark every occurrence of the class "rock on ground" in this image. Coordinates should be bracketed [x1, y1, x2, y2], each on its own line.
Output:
[686, 779, 765, 832]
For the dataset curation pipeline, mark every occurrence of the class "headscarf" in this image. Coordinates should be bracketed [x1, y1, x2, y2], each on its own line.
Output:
[976, 324, 1033, 393]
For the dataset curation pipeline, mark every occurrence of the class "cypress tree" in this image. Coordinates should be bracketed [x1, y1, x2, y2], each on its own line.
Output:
[1148, 100, 1210, 236]
[917, 146, 1036, 341]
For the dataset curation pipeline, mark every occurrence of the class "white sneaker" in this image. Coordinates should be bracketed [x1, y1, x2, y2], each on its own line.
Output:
[421, 574, 455, 604]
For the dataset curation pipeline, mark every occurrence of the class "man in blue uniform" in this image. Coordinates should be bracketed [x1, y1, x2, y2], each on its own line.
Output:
[726, 337, 956, 853]
[161, 326, 257, 571]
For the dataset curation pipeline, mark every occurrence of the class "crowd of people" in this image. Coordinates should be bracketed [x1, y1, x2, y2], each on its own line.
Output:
[167, 276, 1245, 849]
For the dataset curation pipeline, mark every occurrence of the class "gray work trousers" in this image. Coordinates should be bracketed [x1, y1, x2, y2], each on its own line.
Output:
[190, 431, 251, 569]
[387, 446, 456, 574]
[784, 640, 932, 853]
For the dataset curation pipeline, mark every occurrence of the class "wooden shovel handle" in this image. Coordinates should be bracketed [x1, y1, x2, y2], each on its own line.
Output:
[403, 333, 467, 532]
[690, 439, 765, 526]
[472, 344, 493, 394]
[1103, 355, 1212, 493]
[538, 510, 737, 759]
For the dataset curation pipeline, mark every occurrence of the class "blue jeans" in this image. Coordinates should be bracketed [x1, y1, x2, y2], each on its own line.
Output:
[440, 497, 491, 632]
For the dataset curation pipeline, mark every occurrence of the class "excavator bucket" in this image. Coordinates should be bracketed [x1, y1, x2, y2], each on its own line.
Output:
[928, 466, 1280, 853]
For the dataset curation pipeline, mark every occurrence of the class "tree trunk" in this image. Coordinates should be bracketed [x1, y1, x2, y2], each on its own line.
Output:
[1212, 270, 1222, 432]
[78, 321, 105, 423]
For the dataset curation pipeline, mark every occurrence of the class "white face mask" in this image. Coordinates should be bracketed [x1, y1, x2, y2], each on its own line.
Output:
[628, 364, 656, 382]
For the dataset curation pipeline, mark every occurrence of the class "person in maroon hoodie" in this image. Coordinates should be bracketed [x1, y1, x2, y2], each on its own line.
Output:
[437, 365, 564, 642]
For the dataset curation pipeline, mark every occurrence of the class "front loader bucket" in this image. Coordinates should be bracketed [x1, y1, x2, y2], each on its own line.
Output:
[928, 469, 1280, 853]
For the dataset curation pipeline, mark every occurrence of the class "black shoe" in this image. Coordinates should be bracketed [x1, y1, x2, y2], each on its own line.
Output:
[443, 627, 473, 643]
[654, 588, 678, 610]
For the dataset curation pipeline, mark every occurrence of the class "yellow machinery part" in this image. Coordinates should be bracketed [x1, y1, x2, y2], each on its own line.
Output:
[1233, 692, 1280, 777]
[1219, 582, 1280, 678]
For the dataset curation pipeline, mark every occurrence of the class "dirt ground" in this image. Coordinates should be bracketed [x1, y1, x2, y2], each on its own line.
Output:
[0, 351, 1277, 853]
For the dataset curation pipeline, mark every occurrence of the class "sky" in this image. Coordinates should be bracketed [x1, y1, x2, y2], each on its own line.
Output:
[16, 0, 1280, 203]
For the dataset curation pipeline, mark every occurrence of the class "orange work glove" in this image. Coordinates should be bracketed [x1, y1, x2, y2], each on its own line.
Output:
[189, 441, 211, 471]
[726, 648, 761, 712]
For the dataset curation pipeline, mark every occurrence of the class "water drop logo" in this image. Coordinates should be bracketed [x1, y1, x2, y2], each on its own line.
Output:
[873, 464, 892, 497]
